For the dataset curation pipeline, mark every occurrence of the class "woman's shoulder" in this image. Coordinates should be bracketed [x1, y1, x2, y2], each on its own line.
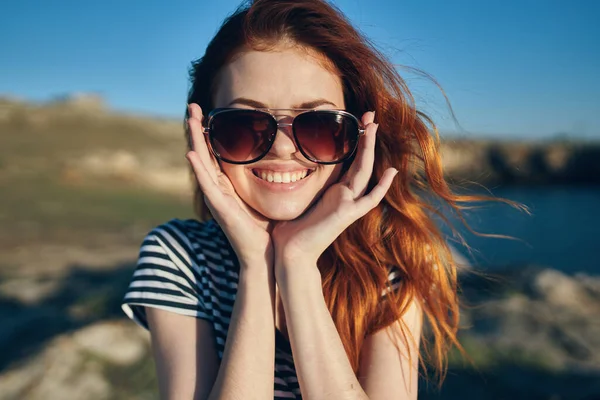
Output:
[143, 218, 225, 252]
[146, 217, 217, 238]
[123, 218, 234, 330]
[141, 218, 238, 271]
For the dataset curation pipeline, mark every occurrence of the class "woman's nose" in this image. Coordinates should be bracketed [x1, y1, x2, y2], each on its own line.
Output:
[267, 117, 300, 158]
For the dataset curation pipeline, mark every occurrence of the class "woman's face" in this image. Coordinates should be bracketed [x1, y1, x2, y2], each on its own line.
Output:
[212, 46, 346, 221]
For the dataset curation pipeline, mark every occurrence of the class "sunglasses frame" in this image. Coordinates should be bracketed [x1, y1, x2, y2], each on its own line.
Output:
[203, 108, 366, 165]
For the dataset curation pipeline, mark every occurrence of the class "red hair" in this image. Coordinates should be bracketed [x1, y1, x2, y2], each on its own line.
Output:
[185, 0, 504, 384]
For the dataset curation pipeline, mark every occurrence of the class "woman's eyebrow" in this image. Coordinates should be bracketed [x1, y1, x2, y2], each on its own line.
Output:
[295, 99, 338, 109]
[227, 97, 338, 109]
[227, 98, 266, 108]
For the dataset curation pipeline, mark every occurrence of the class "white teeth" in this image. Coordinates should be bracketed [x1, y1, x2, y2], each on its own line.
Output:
[254, 169, 311, 183]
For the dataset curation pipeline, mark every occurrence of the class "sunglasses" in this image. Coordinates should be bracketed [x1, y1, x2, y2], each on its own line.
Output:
[202, 108, 366, 164]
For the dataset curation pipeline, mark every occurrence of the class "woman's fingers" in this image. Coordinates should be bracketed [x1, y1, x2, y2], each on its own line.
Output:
[344, 111, 377, 196]
[361, 111, 376, 127]
[354, 167, 397, 216]
[187, 103, 219, 183]
[185, 150, 221, 198]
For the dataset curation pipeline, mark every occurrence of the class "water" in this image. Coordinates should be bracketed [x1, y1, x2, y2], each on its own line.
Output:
[441, 186, 600, 275]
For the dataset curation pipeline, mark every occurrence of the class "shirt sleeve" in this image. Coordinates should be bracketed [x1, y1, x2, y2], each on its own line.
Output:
[381, 265, 403, 297]
[121, 222, 212, 330]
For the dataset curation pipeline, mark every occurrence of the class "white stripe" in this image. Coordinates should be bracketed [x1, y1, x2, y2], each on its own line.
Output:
[388, 270, 400, 280]
[275, 362, 297, 374]
[139, 243, 164, 253]
[122, 302, 210, 319]
[381, 280, 402, 296]
[273, 390, 296, 398]
[137, 255, 173, 268]
[128, 279, 183, 292]
[275, 375, 298, 384]
[124, 290, 197, 306]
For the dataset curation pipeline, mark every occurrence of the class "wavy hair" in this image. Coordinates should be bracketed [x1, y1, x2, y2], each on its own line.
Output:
[185, 0, 499, 384]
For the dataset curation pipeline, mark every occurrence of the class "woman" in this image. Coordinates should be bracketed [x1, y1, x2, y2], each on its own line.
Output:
[122, 0, 469, 398]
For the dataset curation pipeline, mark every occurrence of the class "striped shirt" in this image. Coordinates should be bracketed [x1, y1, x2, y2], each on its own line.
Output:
[121, 218, 402, 399]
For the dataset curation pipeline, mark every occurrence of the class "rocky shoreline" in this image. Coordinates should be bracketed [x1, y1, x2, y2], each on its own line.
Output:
[441, 139, 600, 186]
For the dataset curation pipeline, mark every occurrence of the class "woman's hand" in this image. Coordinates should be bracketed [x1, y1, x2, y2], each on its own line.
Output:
[271, 111, 397, 271]
[185, 103, 273, 268]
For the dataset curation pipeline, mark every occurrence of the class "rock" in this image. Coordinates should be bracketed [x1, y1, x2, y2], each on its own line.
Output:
[69, 150, 192, 195]
[72, 320, 150, 366]
[0, 334, 111, 400]
[529, 269, 598, 314]
[77, 150, 140, 180]
[0, 320, 151, 400]
[459, 267, 600, 374]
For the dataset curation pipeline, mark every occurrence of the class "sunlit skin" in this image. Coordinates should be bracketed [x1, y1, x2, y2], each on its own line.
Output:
[213, 46, 347, 222]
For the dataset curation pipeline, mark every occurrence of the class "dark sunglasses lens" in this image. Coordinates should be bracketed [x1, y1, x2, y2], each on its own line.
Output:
[209, 110, 276, 162]
[294, 112, 359, 162]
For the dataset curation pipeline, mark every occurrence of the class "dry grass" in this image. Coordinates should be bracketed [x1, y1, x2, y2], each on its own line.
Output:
[0, 98, 195, 249]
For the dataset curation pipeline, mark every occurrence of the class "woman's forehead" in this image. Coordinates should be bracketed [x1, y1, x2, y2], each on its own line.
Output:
[213, 48, 344, 109]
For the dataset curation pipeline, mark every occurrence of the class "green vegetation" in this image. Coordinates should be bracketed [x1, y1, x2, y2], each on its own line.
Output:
[79, 347, 159, 400]
[448, 335, 561, 372]
[0, 99, 195, 247]
[97, 348, 159, 400]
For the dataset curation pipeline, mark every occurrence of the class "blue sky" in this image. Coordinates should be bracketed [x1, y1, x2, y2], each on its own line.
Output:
[1, 0, 598, 139]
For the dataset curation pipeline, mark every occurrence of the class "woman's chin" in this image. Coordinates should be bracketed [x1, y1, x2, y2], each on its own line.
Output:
[252, 202, 310, 222]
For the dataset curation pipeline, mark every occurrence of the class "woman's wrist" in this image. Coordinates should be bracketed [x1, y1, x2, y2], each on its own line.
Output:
[240, 256, 273, 275]
[237, 243, 274, 271]
[275, 257, 322, 286]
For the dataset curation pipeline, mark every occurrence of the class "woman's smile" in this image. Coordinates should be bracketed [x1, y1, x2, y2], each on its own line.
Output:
[247, 165, 316, 192]
[252, 168, 312, 183]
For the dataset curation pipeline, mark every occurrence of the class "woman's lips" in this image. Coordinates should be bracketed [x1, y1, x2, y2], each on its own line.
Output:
[252, 169, 311, 183]
[249, 168, 313, 191]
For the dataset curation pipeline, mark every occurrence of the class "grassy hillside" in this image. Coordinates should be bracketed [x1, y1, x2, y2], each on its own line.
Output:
[0, 96, 196, 249]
